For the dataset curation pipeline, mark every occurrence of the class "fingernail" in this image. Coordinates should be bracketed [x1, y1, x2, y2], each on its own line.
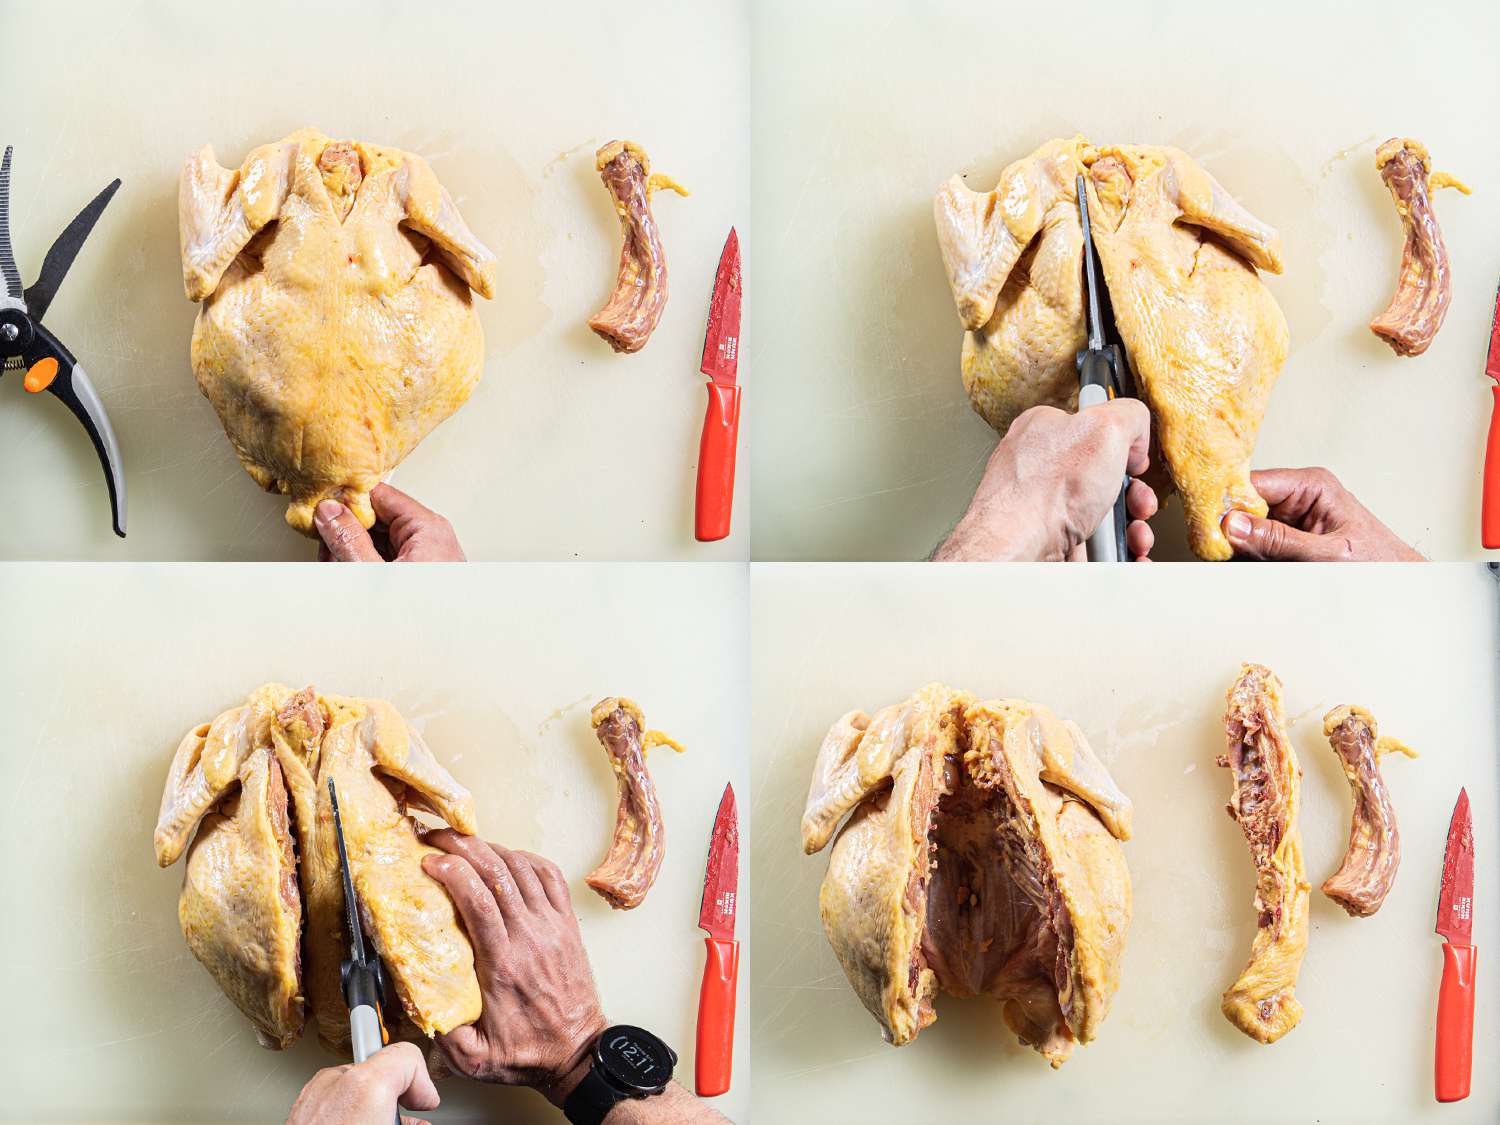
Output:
[1224, 511, 1252, 540]
[315, 500, 343, 523]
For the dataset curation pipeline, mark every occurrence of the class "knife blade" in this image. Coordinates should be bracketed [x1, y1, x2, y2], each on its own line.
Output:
[1074, 175, 1129, 562]
[695, 782, 739, 1096]
[1480, 280, 1500, 547]
[694, 228, 743, 542]
[1434, 786, 1476, 1102]
[328, 779, 396, 1125]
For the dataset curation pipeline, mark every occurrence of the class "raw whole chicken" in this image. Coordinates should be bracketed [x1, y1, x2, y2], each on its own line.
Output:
[154, 684, 481, 1052]
[179, 129, 496, 535]
[935, 137, 1289, 560]
[802, 684, 1132, 1066]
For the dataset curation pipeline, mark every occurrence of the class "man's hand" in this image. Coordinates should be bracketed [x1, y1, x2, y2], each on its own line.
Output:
[421, 832, 607, 1105]
[933, 401, 1156, 562]
[1221, 468, 1423, 562]
[314, 484, 466, 562]
[286, 1042, 439, 1125]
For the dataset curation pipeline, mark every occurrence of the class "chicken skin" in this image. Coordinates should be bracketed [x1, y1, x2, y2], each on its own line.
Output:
[803, 684, 1131, 1066]
[155, 684, 481, 1053]
[179, 129, 496, 535]
[935, 138, 1289, 559]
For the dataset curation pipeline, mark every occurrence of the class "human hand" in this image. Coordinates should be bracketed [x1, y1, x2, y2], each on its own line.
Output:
[932, 400, 1156, 562]
[422, 832, 608, 1107]
[314, 484, 466, 562]
[1221, 468, 1423, 562]
[286, 1042, 439, 1125]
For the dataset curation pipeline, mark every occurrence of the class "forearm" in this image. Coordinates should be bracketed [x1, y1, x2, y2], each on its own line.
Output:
[604, 1082, 728, 1123]
[931, 497, 1043, 561]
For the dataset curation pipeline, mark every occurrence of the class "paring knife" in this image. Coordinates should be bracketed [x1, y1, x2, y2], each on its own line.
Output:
[1480, 280, 1500, 548]
[1434, 786, 1476, 1102]
[695, 228, 742, 542]
[695, 782, 739, 1096]
[1074, 174, 1129, 563]
[328, 778, 401, 1125]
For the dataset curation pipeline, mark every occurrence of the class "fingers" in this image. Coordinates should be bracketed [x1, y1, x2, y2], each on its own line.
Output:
[314, 500, 383, 562]
[1125, 478, 1158, 522]
[364, 1042, 441, 1112]
[1248, 466, 1341, 515]
[422, 847, 510, 949]
[371, 483, 467, 562]
[1222, 511, 1353, 562]
[1126, 518, 1154, 560]
[1105, 397, 1153, 477]
[370, 483, 435, 527]
[514, 849, 573, 913]
[494, 845, 551, 913]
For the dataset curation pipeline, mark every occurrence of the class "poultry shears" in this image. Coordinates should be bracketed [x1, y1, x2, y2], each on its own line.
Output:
[0, 145, 126, 536]
[1075, 173, 1133, 562]
[327, 777, 401, 1125]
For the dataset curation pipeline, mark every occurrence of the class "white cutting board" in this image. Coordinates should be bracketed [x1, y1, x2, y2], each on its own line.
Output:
[751, 562, 1499, 1123]
[0, 563, 749, 1123]
[750, 0, 1500, 562]
[0, 0, 749, 561]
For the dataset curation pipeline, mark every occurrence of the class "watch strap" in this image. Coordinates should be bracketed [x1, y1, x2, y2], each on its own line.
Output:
[562, 1064, 626, 1125]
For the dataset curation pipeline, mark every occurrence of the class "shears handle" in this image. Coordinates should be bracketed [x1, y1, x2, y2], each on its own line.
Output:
[12, 319, 127, 536]
[349, 1004, 401, 1125]
[1078, 382, 1122, 562]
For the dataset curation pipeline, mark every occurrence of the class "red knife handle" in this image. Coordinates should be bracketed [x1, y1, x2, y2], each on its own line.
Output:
[1436, 943, 1476, 1102]
[695, 383, 741, 542]
[694, 936, 739, 1096]
[1483, 386, 1500, 549]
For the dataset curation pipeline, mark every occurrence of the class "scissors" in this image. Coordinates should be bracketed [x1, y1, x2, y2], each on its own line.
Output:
[1075, 172, 1133, 562]
[328, 777, 401, 1125]
[0, 146, 127, 536]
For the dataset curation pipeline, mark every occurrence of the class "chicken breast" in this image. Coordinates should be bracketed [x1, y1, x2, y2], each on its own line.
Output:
[179, 129, 496, 535]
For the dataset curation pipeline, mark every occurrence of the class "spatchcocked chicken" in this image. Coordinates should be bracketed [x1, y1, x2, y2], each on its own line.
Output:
[802, 684, 1132, 1066]
[935, 137, 1289, 560]
[179, 129, 496, 535]
[1218, 664, 1309, 1044]
[154, 684, 480, 1052]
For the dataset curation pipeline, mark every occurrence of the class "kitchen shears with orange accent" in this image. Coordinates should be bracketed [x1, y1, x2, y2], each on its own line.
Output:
[0, 145, 126, 536]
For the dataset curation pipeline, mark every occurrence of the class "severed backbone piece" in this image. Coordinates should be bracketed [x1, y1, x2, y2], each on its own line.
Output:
[802, 684, 1131, 1067]
[588, 141, 688, 353]
[586, 697, 684, 909]
[1369, 138, 1471, 357]
[1321, 705, 1416, 917]
[1217, 664, 1310, 1043]
[155, 684, 480, 1052]
[935, 137, 1289, 560]
[179, 129, 496, 535]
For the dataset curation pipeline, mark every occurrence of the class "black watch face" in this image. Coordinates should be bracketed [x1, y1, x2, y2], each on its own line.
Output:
[596, 1025, 675, 1093]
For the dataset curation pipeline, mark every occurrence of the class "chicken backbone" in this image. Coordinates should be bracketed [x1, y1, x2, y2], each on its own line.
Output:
[801, 684, 1132, 1066]
[935, 136, 1289, 560]
[179, 129, 497, 535]
[154, 684, 480, 1052]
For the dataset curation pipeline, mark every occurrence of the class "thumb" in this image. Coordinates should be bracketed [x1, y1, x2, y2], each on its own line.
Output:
[1222, 510, 1349, 561]
[314, 500, 383, 562]
[364, 1042, 441, 1112]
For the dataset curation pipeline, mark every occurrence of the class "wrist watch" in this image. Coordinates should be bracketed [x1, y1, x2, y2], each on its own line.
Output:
[562, 1025, 677, 1125]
